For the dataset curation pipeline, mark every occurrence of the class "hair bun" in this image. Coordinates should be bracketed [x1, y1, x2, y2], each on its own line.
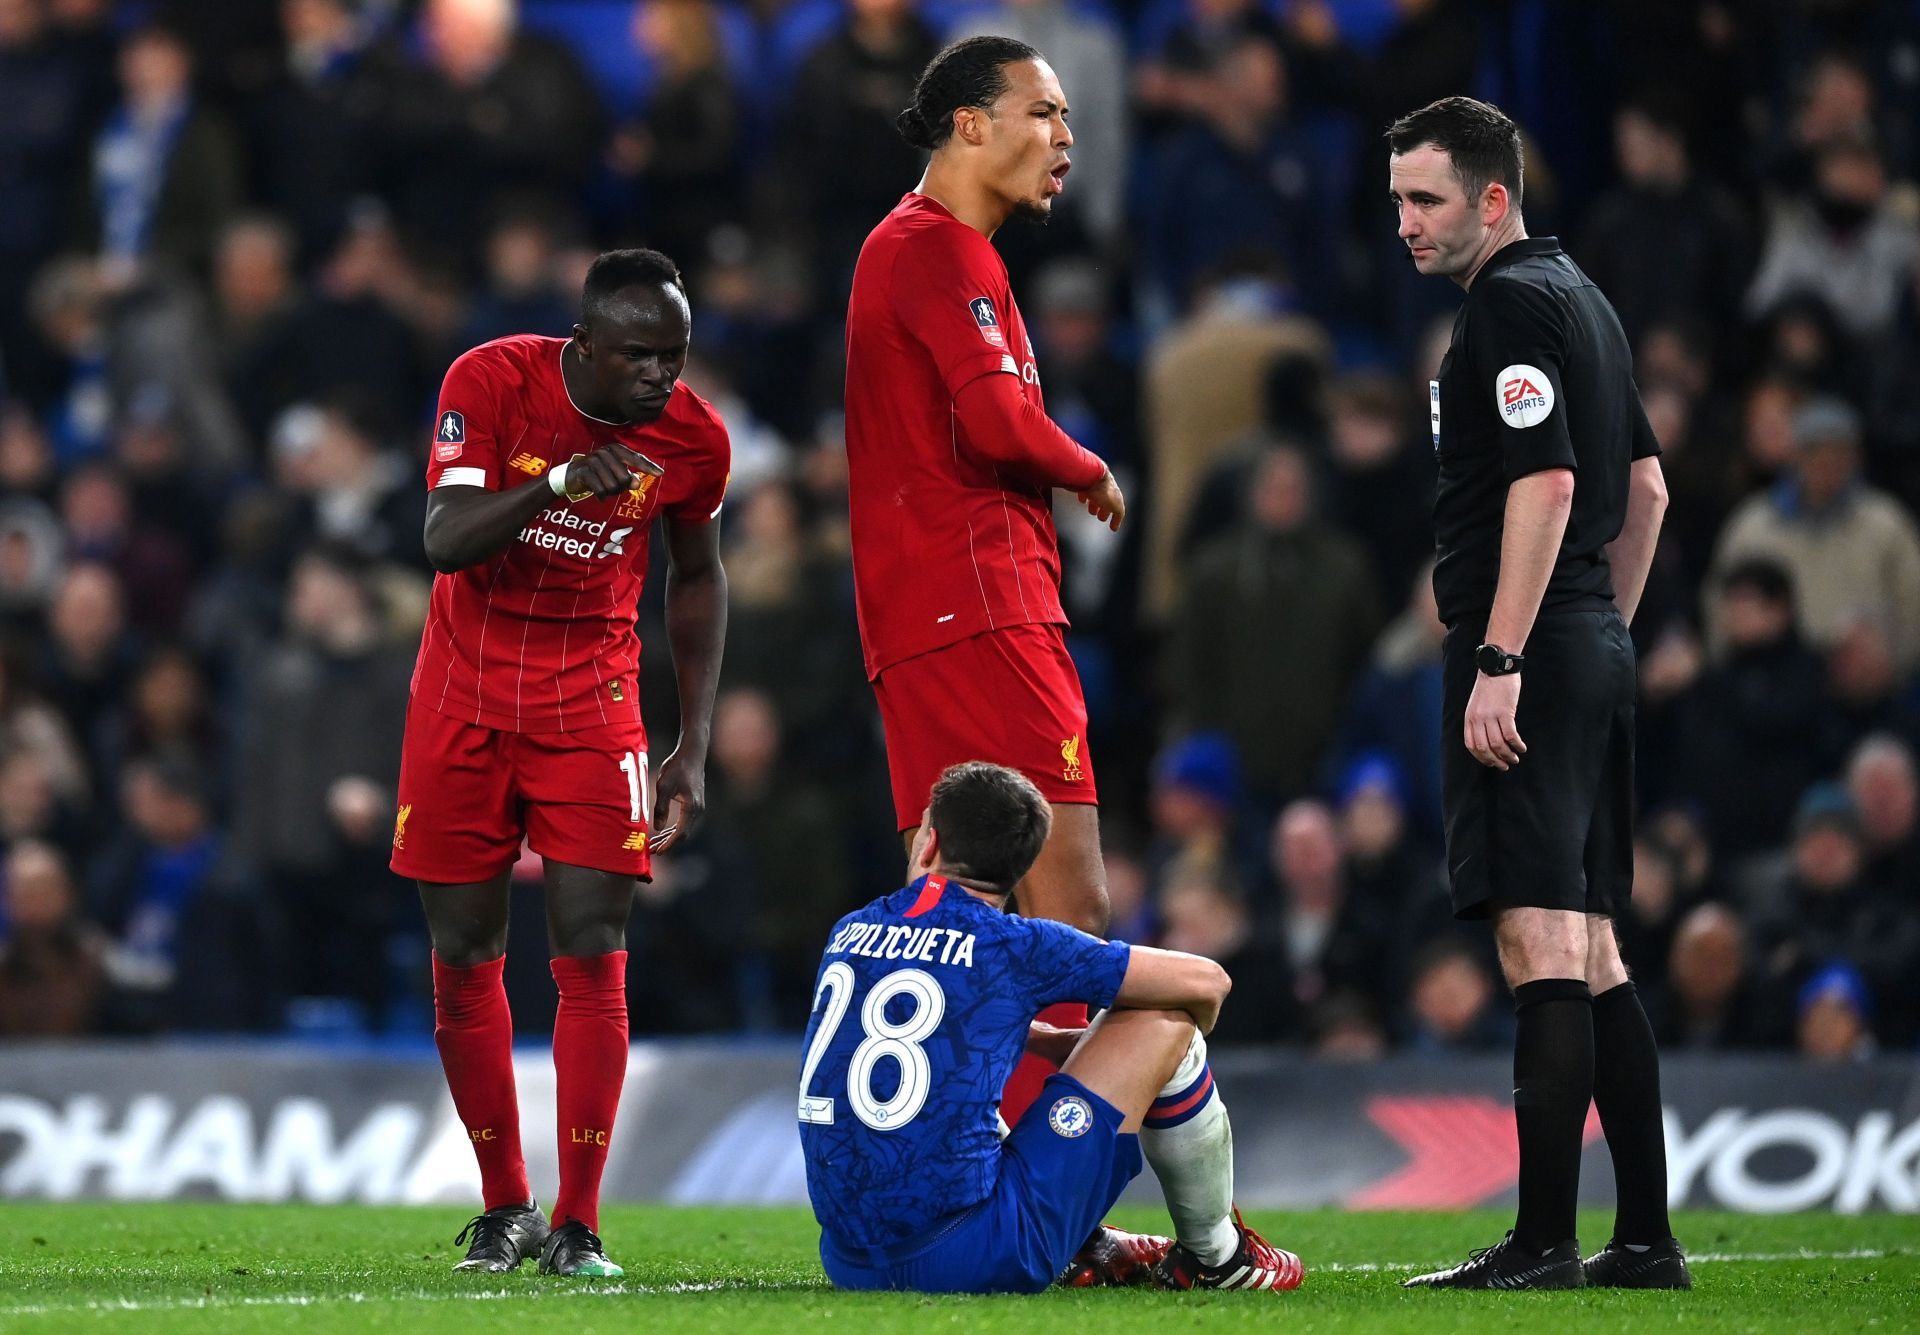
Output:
[895, 105, 934, 150]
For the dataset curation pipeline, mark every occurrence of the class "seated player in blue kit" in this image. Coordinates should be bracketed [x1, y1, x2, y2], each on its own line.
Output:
[797, 761, 1303, 1294]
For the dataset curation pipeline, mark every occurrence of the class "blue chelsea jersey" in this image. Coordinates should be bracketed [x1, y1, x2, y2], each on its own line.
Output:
[797, 874, 1131, 1254]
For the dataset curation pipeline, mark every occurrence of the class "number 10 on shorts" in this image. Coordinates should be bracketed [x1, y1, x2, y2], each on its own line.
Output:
[618, 750, 650, 824]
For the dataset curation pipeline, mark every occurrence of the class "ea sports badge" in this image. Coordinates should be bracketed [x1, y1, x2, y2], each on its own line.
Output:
[1047, 1095, 1093, 1138]
[434, 410, 466, 462]
[1495, 364, 1554, 429]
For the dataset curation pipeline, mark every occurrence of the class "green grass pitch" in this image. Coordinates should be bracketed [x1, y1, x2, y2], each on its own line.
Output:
[3, 1204, 1914, 1332]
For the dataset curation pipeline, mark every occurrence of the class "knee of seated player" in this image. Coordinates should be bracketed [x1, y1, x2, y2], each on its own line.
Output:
[1492, 905, 1588, 986]
[1062, 1006, 1196, 1128]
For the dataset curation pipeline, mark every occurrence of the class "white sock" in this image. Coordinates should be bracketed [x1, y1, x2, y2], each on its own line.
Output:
[1140, 1033, 1239, 1268]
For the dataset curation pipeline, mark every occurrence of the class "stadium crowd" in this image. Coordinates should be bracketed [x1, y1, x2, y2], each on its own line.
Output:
[1, 0, 1918, 1063]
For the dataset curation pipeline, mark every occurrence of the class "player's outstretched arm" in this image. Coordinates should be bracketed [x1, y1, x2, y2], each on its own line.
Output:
[1111, 944, 1232, 1034]
[424, 444, 664, 573]
[649, 512, 727, 852]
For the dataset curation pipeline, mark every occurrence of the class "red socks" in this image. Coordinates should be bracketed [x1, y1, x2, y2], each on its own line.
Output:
[432, 954, 530, 1210]
[550, 951, 630, 1231]
[1002, 1002, 1089, 1127]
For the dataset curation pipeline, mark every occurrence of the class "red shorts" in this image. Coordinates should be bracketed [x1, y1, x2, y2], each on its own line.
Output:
[873, 623, 1097, 832]
[390, 697, 653, 883]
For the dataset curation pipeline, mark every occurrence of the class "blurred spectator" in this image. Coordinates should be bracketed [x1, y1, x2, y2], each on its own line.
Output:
[252, 0, 389, 255]
[1682, 558, 1837, 861]
[1322, 563, 1445, 843]
[1269, 799, 1393, 1021]
[1319, 370, 1433, 611]
[97, 643, 221, 784]
[84, 22, 243, 283]
[1578, 93, 1753, 347]
[1309, 991, 1387, 1063]
[1141, 271, 1330, 620]
[0, 494, 65, 636]
[1747, 135, 1920, 341]
[1652, 903, 1780, 1050]
[231, 548, 410, 1017]
[948, 0, 1128, 248]
[1030, 259, 1141, 627]
[1401, 936, 1507, 1053]
[255, 205, 431, 430]
[1102, 843, 1155, 945]
[268, 397, 426, 570]
[1137, 34, 1332, 320]
[1147, 733, 1247, 894]
[604, 0, 744, 264]
[59, 461, 195, 636]
[1167, 447, 1381, 802]
[1845, 733, 1920, 896]
[1795, 961, 1877, 1062]
[211, 213, 304, 444]
[775, 0, 938, 293]
[378, 0, 605, 260]
[1615, 835, 1684, 986]
[1747, 784, 1920, 1038]
[458, 206, 575, 349]
[0, 839, 107, 1036]
[0, 0, 100, 383]
[719, 481, 867, 771]
[88, 754, 278, 1032]
[702, 686, 852, 1027]
[1158, 861, 1296, 1045]
[1710, 398, 1920, 672]
[35, 560, 140, 786]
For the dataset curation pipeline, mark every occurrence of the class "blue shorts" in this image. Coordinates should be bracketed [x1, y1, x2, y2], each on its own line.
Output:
[819, 1073, 1143, 1294]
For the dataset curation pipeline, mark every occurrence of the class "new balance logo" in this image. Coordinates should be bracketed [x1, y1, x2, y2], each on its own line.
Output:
[622, 832, 648, 851]
[509, 452, 548, 475]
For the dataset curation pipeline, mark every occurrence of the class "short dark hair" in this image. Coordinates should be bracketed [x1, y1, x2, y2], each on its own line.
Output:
[927, 761, 1051, 895]
[1721, 557, 1795, 608]
[1386, 96, 1524, 208]
[581, 248, 684, 326]
[897, 36, 1042, 151]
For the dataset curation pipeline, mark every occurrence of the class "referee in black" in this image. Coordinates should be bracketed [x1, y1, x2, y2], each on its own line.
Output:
[1387, 98, 1688, 1291]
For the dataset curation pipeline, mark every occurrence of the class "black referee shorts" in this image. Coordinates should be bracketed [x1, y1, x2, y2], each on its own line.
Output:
[1441, 608, 1636, 920]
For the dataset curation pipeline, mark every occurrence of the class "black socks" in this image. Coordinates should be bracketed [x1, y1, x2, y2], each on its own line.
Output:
[1592, 981, 1673, 1244]
[1511, 978, 1594, 1255]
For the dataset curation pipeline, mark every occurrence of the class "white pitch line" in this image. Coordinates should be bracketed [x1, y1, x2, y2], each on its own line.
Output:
[0, 1252, 1902, 1319]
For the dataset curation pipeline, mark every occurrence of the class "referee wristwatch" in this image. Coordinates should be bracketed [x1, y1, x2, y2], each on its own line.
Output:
[1475, 643, 1525, 676]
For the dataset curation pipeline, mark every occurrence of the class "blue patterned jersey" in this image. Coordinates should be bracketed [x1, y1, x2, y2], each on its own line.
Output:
[798, 873, 1132, 1253]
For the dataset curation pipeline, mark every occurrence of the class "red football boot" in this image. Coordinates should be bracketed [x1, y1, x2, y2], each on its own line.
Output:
[1153, 1209, 1304, 1292]
[1057, 1224, 1175, 1287]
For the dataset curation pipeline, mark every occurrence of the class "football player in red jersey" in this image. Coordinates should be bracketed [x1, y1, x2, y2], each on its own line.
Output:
[844, 37, 1276, 1285]
[391, 249, 729, 1278]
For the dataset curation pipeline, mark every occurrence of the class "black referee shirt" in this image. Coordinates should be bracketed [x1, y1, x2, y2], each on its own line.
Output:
[1430, 237, 1660, 628]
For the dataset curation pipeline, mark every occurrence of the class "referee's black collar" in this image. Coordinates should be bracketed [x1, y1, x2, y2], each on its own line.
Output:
[1476, 236, 1562, 281]
[1474, 235, 1566, 278]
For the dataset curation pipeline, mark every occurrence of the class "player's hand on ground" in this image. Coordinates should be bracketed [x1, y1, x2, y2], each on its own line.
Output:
[563, 443, 665, 499]
[1076, 468, 1125, 531]
[648, 747, 706, 853]
[1464, 672, 1526, 770]
[1024, 1020, 1086, 1066]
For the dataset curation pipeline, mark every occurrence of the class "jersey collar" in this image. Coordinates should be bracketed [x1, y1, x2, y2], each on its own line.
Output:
[1476, 236, 1563, 281]
[902, 874, 949, 918]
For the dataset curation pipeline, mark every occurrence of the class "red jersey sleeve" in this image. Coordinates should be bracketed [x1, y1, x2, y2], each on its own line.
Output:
[665, 412, 732, 521]
[425, 349, 511, 491]
[890, 230, 1021, 399]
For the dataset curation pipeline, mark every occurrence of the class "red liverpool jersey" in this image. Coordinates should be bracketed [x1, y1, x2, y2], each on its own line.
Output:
[845, 193, 1103, 680]
[412, 334, 730, 732]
